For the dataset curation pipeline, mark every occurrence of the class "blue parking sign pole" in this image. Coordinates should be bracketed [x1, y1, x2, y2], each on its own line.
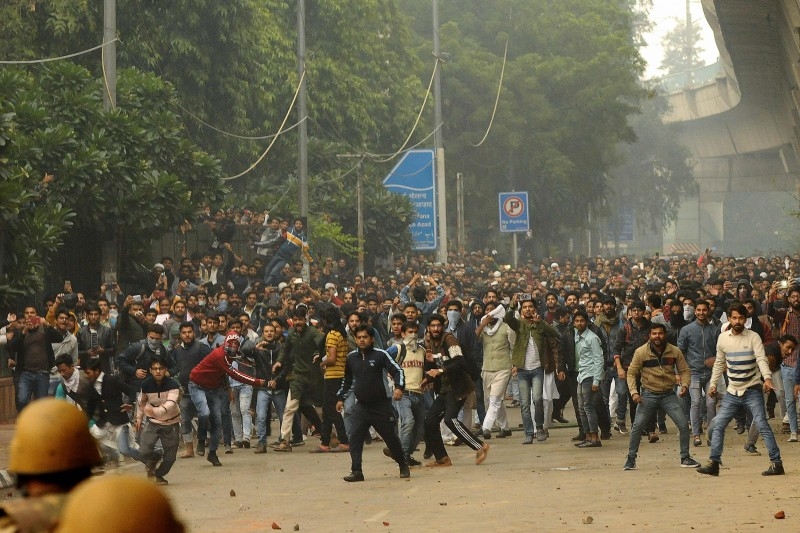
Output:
[498, 192, 529, 233]
[499, 192, 529, 268]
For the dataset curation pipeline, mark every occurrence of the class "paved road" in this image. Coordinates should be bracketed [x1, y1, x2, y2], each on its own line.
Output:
[1, 411, 796, 532]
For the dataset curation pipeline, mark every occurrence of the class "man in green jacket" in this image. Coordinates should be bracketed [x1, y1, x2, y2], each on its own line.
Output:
[506, 296, 560, 444]
[272, 305, 325, 452]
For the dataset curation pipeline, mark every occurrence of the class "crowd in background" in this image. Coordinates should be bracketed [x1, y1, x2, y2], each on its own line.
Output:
[4, 207, 800, 480]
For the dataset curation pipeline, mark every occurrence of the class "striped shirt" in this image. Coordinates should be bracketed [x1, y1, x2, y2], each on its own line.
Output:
[711, 328, 771, 396]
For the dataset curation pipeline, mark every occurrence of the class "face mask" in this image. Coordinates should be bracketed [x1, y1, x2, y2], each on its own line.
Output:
[404, 332, 418, 345]
[446, 310, 461, 327]
[147, 338, 161, 351]
[198, 299, 207, 307]
[218, 299, 229, 312]
[683, 305, 695, 321]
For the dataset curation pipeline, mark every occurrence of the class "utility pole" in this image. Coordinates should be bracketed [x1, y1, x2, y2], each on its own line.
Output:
[102, 0, 118, 286]
[433, 0, 448, 263]
[337, 154, 365, 277]
[356, 168, 365, 279]
[685, 0, 693, 83]
[102, 0, 116, 111]
[297, 0, 309, 280]
[456, 172, 464, 255]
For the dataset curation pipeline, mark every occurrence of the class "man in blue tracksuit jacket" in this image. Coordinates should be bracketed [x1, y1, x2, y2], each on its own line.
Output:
[337, 324, 409, 482]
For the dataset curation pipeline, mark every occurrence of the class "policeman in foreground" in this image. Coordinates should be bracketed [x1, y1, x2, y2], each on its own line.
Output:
[55, 475, 185, 533]
[0, 398, 101, 533]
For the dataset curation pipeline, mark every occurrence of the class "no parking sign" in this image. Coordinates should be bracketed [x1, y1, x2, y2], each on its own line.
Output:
[498, 192, 529, 233]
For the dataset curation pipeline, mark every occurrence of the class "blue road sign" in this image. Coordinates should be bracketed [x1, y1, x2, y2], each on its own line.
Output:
[383, 149, 437, 250]
[498, 192, 529, 233]
[617, 208, 634, 241]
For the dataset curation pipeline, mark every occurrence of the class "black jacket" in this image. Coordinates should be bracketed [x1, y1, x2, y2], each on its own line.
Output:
[77, 323, 116, 373]
[116, 340, 177, 389]
[172, 340, 212, 389]
[338, 345, 404, 405]
[87, 373, 139, 426]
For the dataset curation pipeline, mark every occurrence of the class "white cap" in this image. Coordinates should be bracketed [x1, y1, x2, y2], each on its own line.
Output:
[277, 282, 288, 290]
[550, 262, 559, 269]
[493, 271, 501, 278]
[153, 263, 165, 271]
[324, 282, 336, 290]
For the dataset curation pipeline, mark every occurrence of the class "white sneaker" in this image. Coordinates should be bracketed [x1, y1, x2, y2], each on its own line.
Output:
[789, 432, 798, 442]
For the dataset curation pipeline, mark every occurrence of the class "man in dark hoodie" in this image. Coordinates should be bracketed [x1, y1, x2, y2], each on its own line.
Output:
[612, 300, 652, 434]
[172, 322, 212, 458]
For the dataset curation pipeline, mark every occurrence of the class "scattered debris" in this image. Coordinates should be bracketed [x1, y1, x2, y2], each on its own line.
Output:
[271, 522, 281, 530]
[775, 511, 785, 519]
[582, 516, 594, 524]
[230, 489, 236, 497]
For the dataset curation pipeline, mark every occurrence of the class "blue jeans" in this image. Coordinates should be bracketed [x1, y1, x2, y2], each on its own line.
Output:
[517, 367, 544, 436]
[255, 388, 287, 445]
[264, 253, 291, 286]
[180, 393, 198, 443]
[230, 384, 253, 442]
[710, 387, 781, 463]
[395, 391, 427, 458]
[17, 370, 50, 411]
[188, 382, 226, 453]
[342, 390, 356, 441]
[613, 375, 629, 423]
[781, 366, 797, 433]
[627, 389, 690, 460]
[577, 378, 599, 434]
[689, 374, 715, 437]
[116, 424, 143, 462]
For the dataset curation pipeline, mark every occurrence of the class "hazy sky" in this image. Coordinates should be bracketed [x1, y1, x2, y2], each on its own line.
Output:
[641, 0, 718, 78]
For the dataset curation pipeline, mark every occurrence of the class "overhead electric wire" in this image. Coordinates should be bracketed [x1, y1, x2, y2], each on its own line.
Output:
[0, 39, 119, 64]
[221, 69, 306, 181]
[178, 104, 307, 140]
[470, 36, 509, 147]
[372, 57, 439, 164]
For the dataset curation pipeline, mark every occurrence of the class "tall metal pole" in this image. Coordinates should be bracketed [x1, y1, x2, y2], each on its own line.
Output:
[102, 0, 116, 111]
[456, 172, 464, 255]
[102, 0, 118, 286]
[512, 233, 518, 269]
[356, 165, 365, 278]
[297, 0, 310, 280]
[685, 0, 693, 82]
[297, 0, 309, 220]
[433, 0, 448, 263]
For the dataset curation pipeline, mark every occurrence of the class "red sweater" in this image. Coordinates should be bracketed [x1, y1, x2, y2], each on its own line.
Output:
[189, 347, 264, 389]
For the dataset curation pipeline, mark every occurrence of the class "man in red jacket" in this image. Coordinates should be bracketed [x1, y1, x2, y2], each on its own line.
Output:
[189, 332, 266, 466]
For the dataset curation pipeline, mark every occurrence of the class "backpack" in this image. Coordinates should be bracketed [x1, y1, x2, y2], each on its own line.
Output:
[587, 322, 611, 366]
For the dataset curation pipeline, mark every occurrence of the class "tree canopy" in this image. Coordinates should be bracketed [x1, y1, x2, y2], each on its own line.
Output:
[0, 62, 226, 307]
[400, 0, 647, 256]
[0, 0, 695, 300]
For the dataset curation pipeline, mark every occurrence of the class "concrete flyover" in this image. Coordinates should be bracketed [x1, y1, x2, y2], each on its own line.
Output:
[661, 0, 800, 257]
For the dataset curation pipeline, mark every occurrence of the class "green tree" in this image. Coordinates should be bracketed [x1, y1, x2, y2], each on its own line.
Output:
[0, 62, 226, 304]
[605, 93, 696, 244]
[400, 0, 645, 255]
[659, 17, 706, 75]
[6, 0, 424, 261]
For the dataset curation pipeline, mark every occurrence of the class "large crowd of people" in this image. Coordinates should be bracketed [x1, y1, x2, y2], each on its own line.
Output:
[2, 215, 800, 528]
